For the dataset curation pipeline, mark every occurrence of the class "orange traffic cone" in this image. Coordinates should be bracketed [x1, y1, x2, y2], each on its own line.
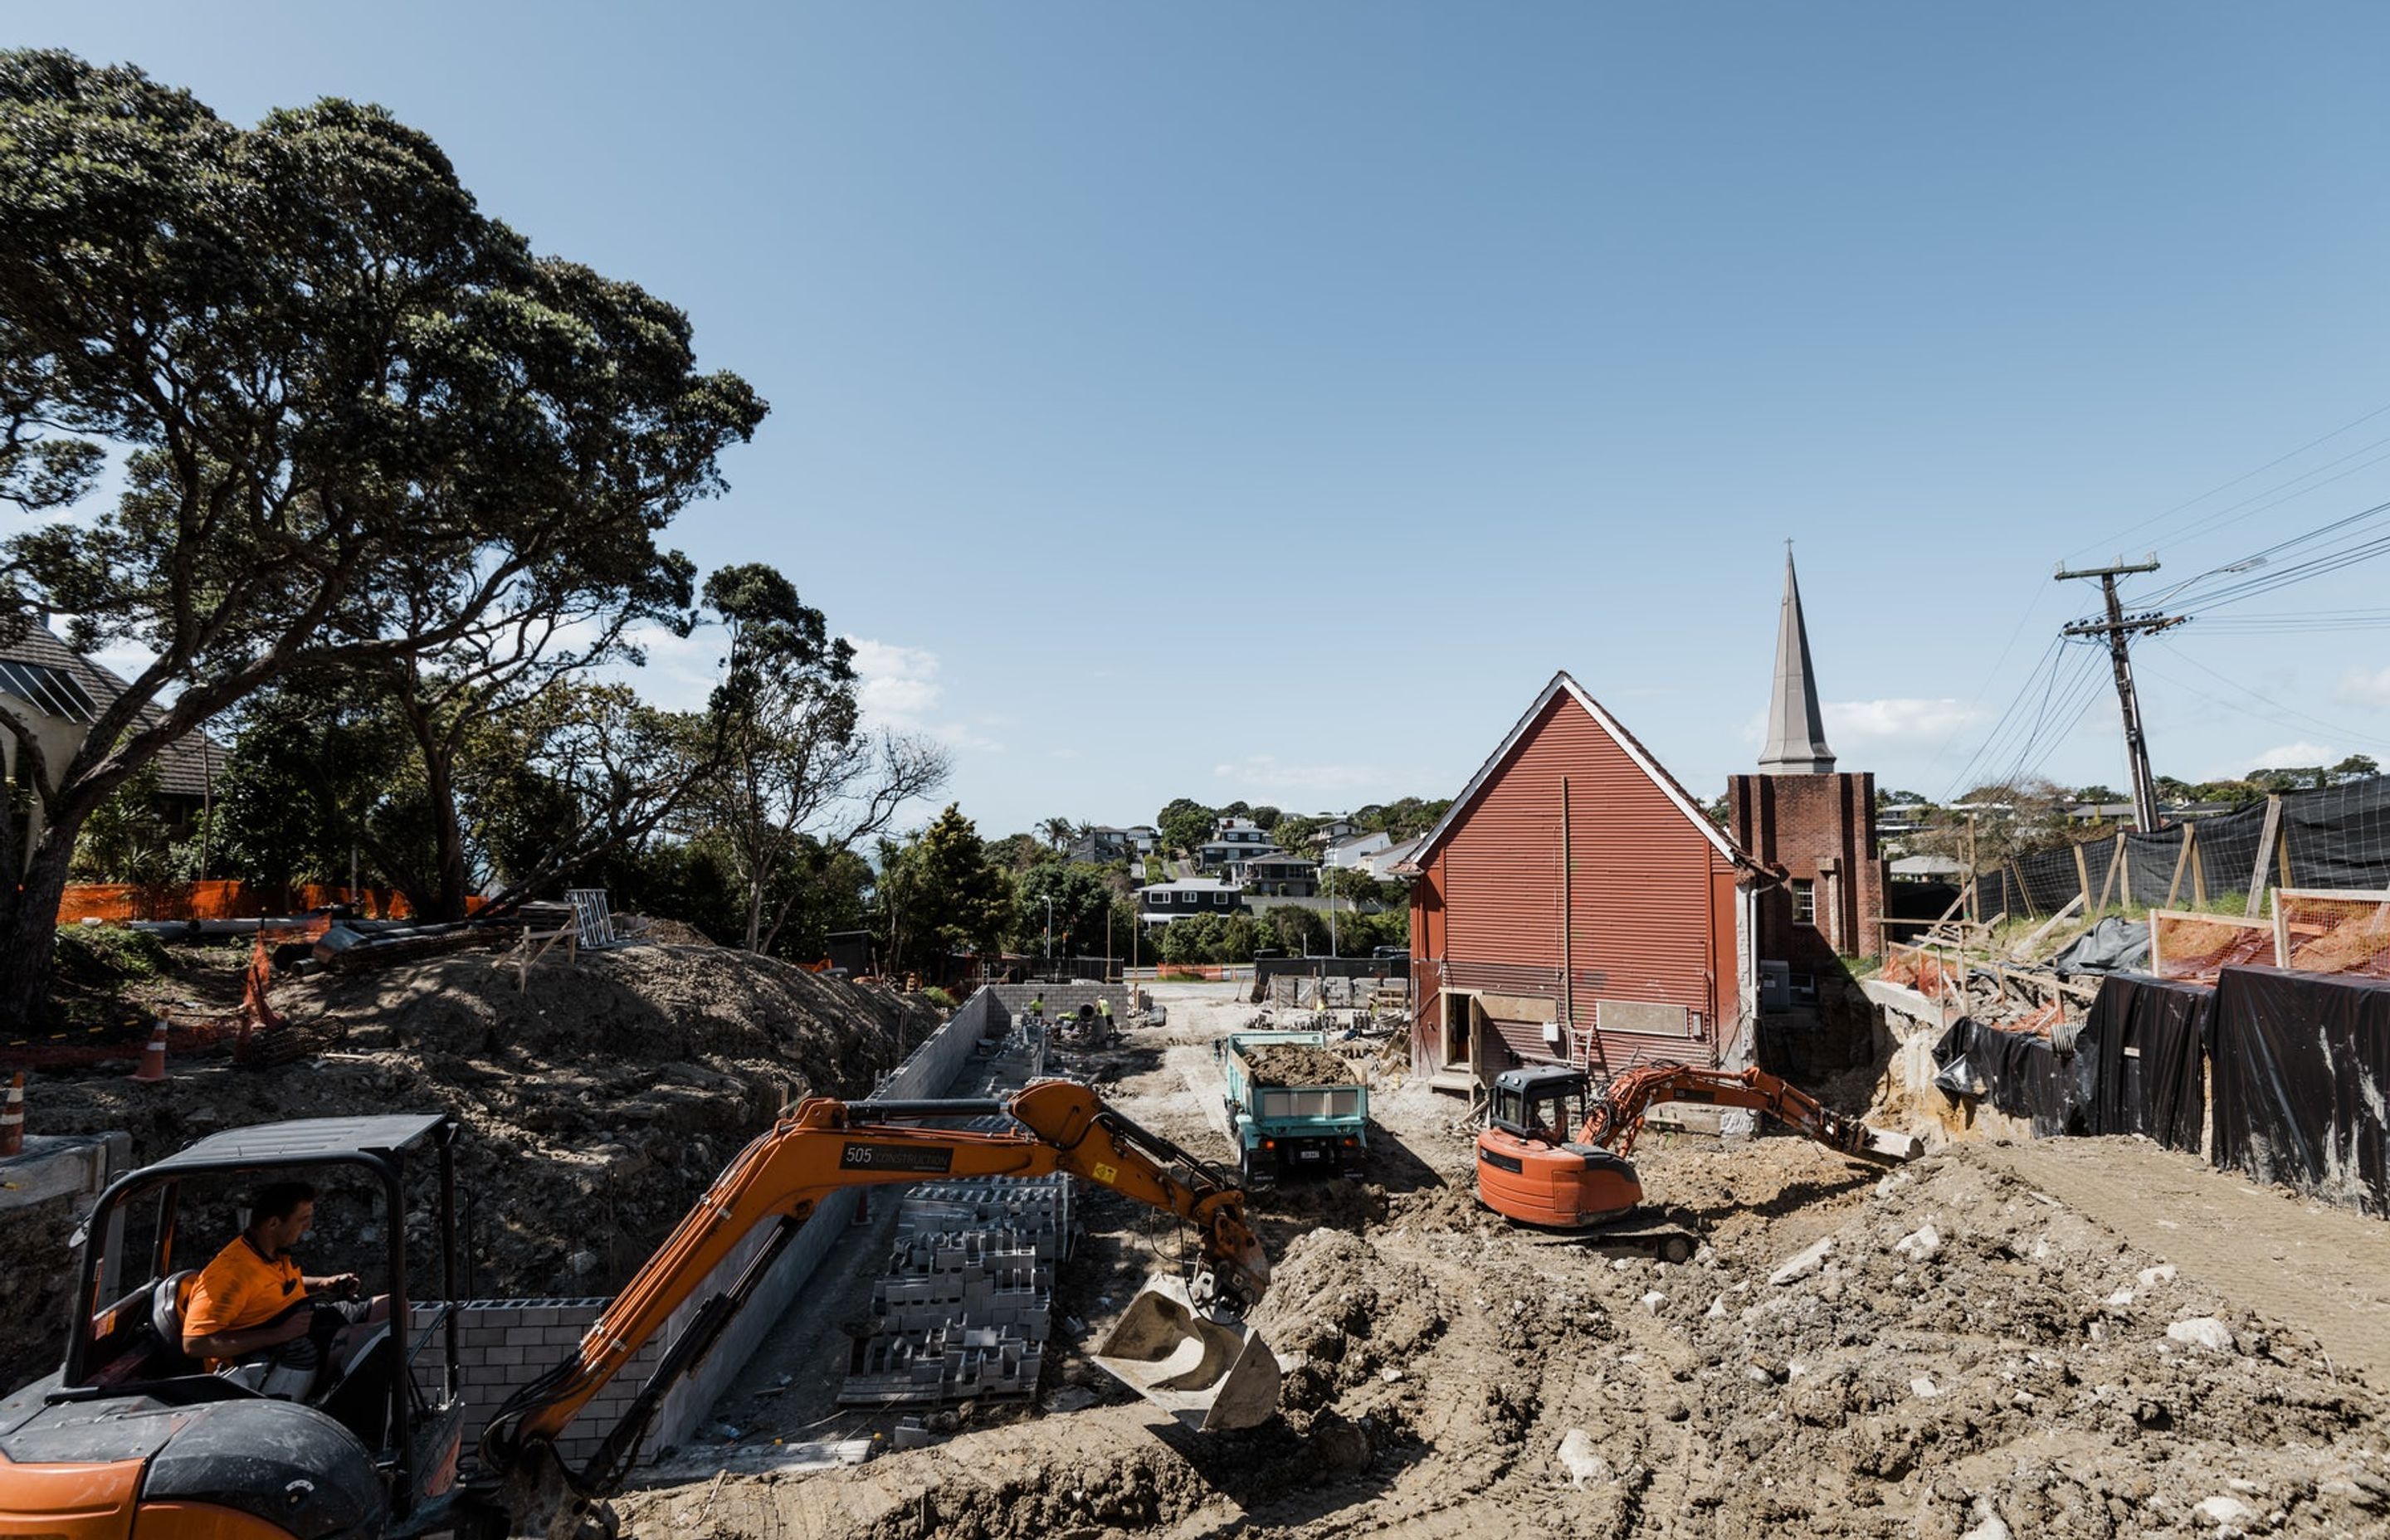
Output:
[0, 1071, 22, 1156]
[129, 1020, 168, 1084]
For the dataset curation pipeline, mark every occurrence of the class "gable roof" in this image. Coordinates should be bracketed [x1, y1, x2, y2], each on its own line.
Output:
[0, 626, 228, 800]
[1400, 670, 1759, 875]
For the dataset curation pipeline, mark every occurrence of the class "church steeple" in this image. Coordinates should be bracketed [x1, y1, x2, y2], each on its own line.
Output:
[1758, 548, 1835, 775]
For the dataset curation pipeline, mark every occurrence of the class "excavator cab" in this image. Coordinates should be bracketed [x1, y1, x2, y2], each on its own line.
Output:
[0, 1115, 474, 1540]
[1476, 1065, 1648, 1231]
[1488, 1065, 1592, 1144]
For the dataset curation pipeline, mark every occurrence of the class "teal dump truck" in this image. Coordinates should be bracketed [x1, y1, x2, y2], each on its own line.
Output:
[1218, 1029, 1368, 1182]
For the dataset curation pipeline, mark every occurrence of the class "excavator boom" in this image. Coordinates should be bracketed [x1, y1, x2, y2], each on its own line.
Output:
[1580, 1063, 1914, 1161]
[481, 1078, 1274, 1527]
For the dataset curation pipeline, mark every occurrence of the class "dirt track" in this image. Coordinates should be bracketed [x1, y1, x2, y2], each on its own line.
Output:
[621, 985, 2390, 1538]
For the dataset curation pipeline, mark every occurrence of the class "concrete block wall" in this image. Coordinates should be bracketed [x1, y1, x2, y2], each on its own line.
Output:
[412, 1299, 666, 1472]
[985, 982, 1129, 1026]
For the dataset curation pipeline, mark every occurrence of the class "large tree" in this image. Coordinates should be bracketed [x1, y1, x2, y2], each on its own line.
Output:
[878, 805, 1013, 974]
[0, 54, 763, 1020]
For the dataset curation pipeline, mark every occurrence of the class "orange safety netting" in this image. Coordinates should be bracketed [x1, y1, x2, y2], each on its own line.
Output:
[2276, 894, 2390, 979]
[1880, 944, 1963, 997]
[2149, 911, 2277, 985]
[55, 881, 415, 924]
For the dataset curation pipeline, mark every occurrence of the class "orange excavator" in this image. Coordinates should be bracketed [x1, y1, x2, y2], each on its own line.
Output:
[1475, 1061, 1918, 1260]
[0, 1080, 1275, 1540]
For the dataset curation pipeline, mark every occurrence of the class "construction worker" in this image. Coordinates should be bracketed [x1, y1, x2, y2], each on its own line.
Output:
[182, 1181, 388, 1398]
[1029, 993, 1044, 1021]
[1096, 996, 1114, 1039]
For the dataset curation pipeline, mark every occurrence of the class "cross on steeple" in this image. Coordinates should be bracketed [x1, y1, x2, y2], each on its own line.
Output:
[1758, 548, 1836, 775]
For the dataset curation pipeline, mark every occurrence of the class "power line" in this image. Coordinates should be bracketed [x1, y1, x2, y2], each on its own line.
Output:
[2071, 397, 2390, 560]
[2147, 640, 2390, 757]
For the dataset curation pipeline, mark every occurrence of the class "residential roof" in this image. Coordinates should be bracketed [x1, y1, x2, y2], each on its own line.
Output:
[1399, 671, 1760, 875]
[1243, 855, 1316, 870]
[1140, 878, 1241, 894]
[1325, 830, 1391, 851]
[0, 626, 228, 800]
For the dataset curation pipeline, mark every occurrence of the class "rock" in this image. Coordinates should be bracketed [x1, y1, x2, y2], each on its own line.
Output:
[2193, 1494, 2258, 1527]
[1770, 1237, 1832, 1286]
[2137, 1263, 2178, 1287]
[1311, 1413, 1373, 1473]
[1379, 1366, 1403, 1383]
[1893, 1223, 1942, 1260]
[1910, 1375, 1939, 1399]
[1555, 1428, 1612, 1488]
[568, 1249, 599, 1277]
[1705, 1294, 1727, 1320]
[1641, 1291, 1666, 1313]
[1959, 1496, 2013, 1540]
[2167, 1317, 2238, 1353]
[2105, 1288, 2135, 1308]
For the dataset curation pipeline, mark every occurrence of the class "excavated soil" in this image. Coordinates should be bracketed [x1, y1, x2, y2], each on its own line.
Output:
[1240, 1042, 1363, 1089]
[621, 985, 2390, 1540]
[1, 940, 939, 1392]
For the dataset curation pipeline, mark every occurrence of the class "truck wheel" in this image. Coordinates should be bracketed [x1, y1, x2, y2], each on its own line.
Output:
[1659, 1234, 1695, 1265]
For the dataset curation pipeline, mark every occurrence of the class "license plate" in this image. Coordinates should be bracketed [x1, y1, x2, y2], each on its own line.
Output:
[1295, 1147, 1324, 1161]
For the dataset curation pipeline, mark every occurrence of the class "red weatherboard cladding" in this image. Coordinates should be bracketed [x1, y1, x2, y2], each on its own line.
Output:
[1412, 691, 1737, 1069]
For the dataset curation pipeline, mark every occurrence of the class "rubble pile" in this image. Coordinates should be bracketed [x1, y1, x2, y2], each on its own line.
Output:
[2, 939, 940, 1392]
[1239, 1041, 1360, 1088]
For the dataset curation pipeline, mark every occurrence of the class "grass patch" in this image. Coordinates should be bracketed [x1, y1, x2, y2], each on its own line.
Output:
[52, 924, 173, 986]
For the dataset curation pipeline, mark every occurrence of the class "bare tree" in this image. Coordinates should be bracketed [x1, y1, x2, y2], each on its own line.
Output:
[698, 563, 950, 953]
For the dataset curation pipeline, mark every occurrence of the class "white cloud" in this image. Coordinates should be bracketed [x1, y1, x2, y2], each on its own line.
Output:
[1212, 754, 1389, 797]
[1821, 698, 1989, 744]
[2248, 741, 2339, 772]
[2338, 666, 2390, 709]
[847, 636, 1002, 753]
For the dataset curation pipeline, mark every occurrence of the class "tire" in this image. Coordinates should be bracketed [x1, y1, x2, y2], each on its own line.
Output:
[1659, 1234, 1695, 1265]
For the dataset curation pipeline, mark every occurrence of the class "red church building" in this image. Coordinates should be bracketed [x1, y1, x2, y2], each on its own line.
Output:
[1402, 672, 1764, 1094]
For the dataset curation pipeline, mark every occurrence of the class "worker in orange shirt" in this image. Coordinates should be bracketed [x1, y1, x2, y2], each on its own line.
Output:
[182, 1180, 388, 1398]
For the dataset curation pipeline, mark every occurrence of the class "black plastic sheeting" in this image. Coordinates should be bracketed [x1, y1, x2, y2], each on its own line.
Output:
[1932, 972, 2209, 1148]
[1930, 1016, 2097, 1137]
[2084, 973, 2210, 1154]
[2046, 917, 2150, 977]
[2210, 965, 2390, 1213]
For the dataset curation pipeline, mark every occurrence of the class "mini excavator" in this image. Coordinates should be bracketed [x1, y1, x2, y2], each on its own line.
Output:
[1475, 1061, 1919, 1260]
[0, 1080, 1276, 1540]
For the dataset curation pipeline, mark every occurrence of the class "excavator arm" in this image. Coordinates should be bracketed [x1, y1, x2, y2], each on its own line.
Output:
[482, 1079, 1269, 1525]
[1579, 1063, 1909, 1162]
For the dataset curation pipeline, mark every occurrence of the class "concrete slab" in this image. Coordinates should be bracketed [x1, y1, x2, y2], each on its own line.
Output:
[0, 1131, 129, 1211]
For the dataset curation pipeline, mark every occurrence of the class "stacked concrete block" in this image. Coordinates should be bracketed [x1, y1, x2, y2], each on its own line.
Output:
[838, 1171, 1070, 1409]
[985, 982, 1130, 1027]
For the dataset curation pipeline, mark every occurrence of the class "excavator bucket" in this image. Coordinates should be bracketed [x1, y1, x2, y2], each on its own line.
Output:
[1090, 1275, 1280, 1431]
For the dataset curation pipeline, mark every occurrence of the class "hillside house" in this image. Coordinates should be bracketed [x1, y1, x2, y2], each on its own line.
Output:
[1138, 878, 1243, 922]
[1402, 672, 1762, 1095]
[1197, 816, 1274, 869]
[1322, 830, 1393, 870]
[1235, 851, 1319, 897]
[0, 625, 227, 856]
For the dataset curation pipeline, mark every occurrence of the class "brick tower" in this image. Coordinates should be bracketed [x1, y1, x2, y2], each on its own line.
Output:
[1728, 551, 1885, 973]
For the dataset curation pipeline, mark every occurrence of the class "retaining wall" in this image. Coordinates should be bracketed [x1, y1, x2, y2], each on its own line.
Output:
[985, 982, 1129, 1024]
[433, 989, 994, 1469]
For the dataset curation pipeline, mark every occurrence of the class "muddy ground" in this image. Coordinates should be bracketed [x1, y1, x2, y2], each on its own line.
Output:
[1, 937, 939, 1391]
[622, 982, 2390, 1539]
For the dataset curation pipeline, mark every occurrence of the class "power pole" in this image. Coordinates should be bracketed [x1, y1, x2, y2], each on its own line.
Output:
[2055, 556, 2186, 835]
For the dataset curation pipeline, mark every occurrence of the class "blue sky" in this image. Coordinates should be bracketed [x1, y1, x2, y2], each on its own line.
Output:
[25, 3, 2390, 833]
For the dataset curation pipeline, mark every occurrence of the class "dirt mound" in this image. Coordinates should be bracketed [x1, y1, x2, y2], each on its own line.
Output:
[2, 941, 940, 1393]
[1240, 1042, 1359, 1088]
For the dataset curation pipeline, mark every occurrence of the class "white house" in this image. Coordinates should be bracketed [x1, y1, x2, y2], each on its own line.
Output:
[1321, 830, 1393, 870]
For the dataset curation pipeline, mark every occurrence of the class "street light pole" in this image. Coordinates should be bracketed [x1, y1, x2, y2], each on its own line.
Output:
[1043, 895, 1054, 963]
